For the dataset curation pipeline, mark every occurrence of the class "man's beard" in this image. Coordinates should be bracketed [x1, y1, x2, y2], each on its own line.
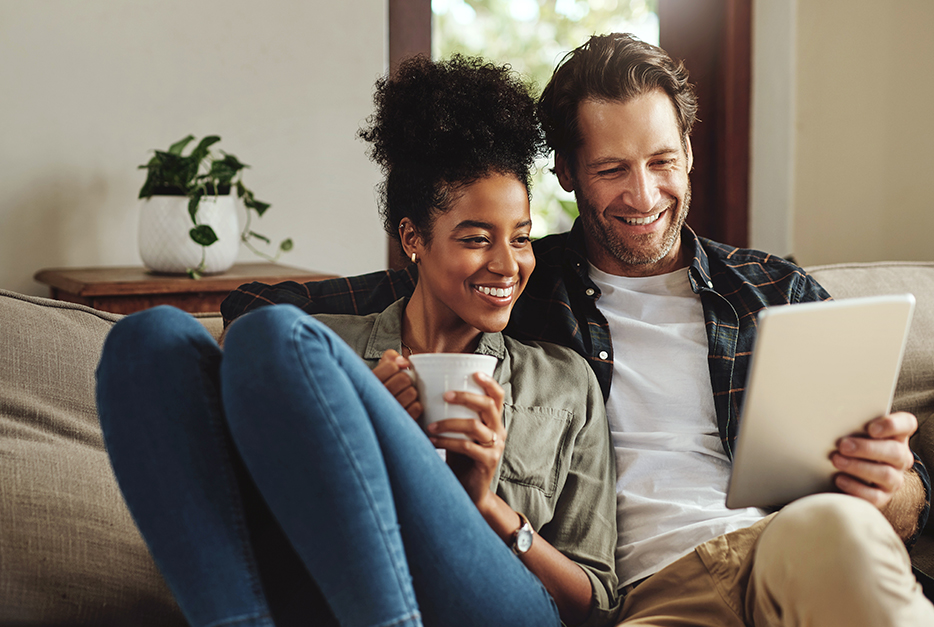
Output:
[576, 180, 691, 268]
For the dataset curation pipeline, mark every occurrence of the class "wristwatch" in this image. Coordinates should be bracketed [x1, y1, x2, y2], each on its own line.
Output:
[510, 511, 533, 555]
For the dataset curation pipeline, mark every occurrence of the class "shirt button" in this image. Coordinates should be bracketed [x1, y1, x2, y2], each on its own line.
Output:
[707, 280, 714, 288]
[585, 288, 596, 296]
[598, 351, 609, 360]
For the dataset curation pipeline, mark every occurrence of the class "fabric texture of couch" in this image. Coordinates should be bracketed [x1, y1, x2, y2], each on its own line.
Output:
[1, 261, 932, 624]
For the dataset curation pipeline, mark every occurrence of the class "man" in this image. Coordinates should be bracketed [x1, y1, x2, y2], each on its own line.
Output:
[222, 35, 933, 624]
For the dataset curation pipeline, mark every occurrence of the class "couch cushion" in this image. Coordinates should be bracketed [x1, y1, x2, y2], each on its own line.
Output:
[0, 289, 186, 625]
[805, 262, 934, 573]
[805, 262, 934, 431]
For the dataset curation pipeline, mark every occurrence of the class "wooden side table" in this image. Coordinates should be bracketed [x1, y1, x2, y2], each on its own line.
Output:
[34, 263, 338, 315]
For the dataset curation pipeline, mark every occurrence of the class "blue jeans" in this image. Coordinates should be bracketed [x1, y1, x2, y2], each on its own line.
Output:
[96, 305, 560, 627]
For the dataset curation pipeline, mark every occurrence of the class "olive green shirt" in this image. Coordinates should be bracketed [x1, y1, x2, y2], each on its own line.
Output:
[315, 299, 620, 626]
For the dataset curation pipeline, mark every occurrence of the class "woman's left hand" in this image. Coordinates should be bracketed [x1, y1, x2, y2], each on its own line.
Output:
[427, 371, 506, 508]
[373, 349, 422, 420]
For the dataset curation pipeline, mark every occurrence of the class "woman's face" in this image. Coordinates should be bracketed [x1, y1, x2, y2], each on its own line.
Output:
[408, 173, 535, 335]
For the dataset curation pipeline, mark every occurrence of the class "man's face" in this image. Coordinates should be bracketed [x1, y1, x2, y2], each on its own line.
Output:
[556, 89, 693, 277]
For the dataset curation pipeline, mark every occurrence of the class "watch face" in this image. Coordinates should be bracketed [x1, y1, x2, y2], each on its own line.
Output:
[516, 527, 533, 553]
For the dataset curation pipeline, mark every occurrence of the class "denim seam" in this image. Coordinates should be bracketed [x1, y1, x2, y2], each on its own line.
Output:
[203, 610, 275, 627]
[289, 317, 420, 618]
[196, 341, 271, 618]
[372, 609, 422, 627]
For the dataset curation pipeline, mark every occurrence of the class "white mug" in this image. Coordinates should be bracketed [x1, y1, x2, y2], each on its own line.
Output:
[408, 353, 498, 439]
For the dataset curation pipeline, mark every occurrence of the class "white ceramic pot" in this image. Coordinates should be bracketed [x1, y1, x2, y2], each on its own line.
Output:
[138, 194, 240, 274]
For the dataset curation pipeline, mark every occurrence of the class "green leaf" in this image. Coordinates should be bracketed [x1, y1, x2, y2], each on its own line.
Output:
[186, 267, 203, 279]
[168, 135, 195, 155]
[245, 198, 271, 216]
[219, 152, 247, 171]
[279, 238, 294, 252]
[206, 158, 240, 186]
[187, 193, 203, 224]
[138, 149, 198, 197]
[190, 135, 221, 164]
[249, 230, 271, 244]
[236, 180, 247, 198]
[138, 171, 158, 198]
[189, 224, 218, 246]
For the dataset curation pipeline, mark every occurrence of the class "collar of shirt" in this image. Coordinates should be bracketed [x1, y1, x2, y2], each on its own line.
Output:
[558, 218, 719, 299]
[360, 298, 507, 361]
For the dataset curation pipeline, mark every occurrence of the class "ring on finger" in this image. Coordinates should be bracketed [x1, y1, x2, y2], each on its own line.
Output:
[478, 433, 498, 448]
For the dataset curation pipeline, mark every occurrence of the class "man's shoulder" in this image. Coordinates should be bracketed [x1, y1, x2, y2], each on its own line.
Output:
[221, 266, 417, 325]
[697, 236, 831, 305]
[701, 236, 795, 269]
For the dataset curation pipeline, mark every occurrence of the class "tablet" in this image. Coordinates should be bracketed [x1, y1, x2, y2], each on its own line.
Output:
[725, 293, 915, 510]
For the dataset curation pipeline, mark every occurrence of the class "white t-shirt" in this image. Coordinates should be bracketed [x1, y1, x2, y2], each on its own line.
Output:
[588, 264, 766, 587]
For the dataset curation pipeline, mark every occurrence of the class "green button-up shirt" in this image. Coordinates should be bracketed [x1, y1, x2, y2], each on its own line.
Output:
[316, 298, 621, 626]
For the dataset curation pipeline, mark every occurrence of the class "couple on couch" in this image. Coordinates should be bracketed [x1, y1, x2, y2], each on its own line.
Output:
[96, 34, 934, 627]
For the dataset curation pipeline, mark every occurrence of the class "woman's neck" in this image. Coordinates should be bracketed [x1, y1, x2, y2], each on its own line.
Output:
[402, 288, 482, 355]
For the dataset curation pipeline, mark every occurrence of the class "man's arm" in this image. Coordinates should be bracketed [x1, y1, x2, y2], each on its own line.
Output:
[880, 468, 926, 542]
[832, 411, 926, 543]
[220, 267, 418, 327]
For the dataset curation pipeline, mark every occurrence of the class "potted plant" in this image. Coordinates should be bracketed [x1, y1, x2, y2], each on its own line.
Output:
[137, 134, 293, 278]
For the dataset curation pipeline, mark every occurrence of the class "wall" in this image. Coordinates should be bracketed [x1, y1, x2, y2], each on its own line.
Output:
[749, 0, 795, 258]
[793, 0, 934, 265]
[752, 0, 934, 266]
[0, 1, 387, 297]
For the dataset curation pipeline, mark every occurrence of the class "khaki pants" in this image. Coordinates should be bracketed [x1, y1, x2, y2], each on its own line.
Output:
[618, 493, 934, 626]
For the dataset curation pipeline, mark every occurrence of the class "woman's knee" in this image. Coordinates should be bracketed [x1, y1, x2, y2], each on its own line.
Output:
[97, 306, 221, 435]
[220, 305, 322, 405]
[225, 305, 309, 352]
[223, 305, 337, 373]
[101, 305, 210, 366]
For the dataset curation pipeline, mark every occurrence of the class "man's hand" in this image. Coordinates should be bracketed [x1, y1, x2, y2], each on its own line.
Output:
[831, 411, 924, 541]
[373, 349, 422, 419]
[832, 411, 917, 508]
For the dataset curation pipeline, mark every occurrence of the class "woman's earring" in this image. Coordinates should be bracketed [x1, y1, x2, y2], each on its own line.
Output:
[411, 252, 418, 264]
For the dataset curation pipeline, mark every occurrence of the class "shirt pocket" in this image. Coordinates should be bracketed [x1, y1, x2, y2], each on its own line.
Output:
[499, 405, 573, 498]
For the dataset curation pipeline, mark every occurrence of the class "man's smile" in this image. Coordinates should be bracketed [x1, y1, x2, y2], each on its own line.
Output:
[618, 212, 663, 226]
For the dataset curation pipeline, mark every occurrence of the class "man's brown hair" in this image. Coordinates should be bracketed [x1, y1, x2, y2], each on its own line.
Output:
[538, 33, 698, 165]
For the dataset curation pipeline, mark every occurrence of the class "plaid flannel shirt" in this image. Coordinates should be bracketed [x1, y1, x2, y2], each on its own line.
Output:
[221, 219, 930, 544]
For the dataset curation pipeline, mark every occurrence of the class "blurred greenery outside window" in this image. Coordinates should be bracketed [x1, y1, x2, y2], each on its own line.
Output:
[432, 0, 659, 238]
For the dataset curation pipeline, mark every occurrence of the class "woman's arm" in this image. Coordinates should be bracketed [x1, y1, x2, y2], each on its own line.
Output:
[431, 374, 598, 626]
[375, 348, 611, 625]
[474, 490, 596, 625]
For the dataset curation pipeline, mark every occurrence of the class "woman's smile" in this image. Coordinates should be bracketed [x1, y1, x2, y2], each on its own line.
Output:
[473, 283, 517, 300]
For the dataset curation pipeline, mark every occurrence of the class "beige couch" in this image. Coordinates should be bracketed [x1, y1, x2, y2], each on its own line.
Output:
[1, 261, 933, 624]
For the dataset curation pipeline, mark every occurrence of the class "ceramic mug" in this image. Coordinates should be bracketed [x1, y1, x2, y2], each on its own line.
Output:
[408, 353, 498, 439]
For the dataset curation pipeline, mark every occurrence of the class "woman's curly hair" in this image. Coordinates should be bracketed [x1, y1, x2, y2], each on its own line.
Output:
[359, 54, 547, 243]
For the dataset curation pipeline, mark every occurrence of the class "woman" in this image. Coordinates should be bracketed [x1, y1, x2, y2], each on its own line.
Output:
[96, 56, 618, 627]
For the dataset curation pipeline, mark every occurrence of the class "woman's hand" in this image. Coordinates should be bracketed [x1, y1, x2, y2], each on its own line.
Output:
[373, 349, 422, 420]
[427, 371, 506, 510]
